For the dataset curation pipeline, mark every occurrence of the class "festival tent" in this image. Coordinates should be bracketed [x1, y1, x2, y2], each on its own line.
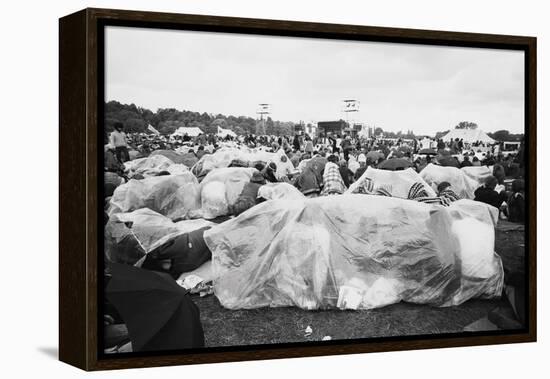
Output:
[217, 127, 237, 138]
[442, 128, 495, 144]
[172, 127, 203, 137]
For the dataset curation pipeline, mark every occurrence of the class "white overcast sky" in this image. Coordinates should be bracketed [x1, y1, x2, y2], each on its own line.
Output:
[105, 26, 524, 135]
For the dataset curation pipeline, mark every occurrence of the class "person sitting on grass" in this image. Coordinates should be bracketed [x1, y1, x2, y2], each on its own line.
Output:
[474, 175, 508, 209]
[338, 159, 353, 187]
[321, 155, 346, 195]
[507, 179, 525, 223]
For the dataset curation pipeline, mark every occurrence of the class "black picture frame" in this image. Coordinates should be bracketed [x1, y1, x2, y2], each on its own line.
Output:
[59, 8, 537, 371]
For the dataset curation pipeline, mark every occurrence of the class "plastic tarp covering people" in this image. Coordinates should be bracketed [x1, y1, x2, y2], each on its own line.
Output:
[258, 182, 305, 201]
[347, 167, 436, 199]
[420, 163, 487, 199]
[108, 172, 201, 220]
[105, 208, 214, 265]
[461, 166, 493, 185]
[124, 154, 175, 177]
[196, 167, 257, 219]
[192, 148, 294, 180]
[203, 195, 503, 310]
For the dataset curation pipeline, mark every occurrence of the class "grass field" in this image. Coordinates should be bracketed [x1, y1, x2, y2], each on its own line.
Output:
[193, 221, 525, 347]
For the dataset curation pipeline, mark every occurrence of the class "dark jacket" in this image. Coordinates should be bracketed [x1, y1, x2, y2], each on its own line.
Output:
[474, 186, 507, 209]
[507, 192, 525, 223]
[354, 166, 367, 181]
[339, 166, 353, 188]
[295, 166, 321, 195]
[233, 182, 263, 215]
[105, 150, 125, 175]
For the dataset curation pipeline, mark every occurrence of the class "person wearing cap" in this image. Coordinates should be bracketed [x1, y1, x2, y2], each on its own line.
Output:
[232, 171, 267, 216]
[109, 122, 130, 162]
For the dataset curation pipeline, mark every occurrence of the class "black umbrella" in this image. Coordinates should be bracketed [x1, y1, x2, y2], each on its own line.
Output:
[418, 148, 437, 155]
[106, 263, 204, 352]
[377, 158, 413, 171]
[437, 156, 460, 168]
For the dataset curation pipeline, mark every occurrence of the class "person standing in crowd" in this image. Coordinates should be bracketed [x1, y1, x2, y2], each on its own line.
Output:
[109, 122, 130, 163]
[292, 133, 301, 151]
[327, 133, 338, 154]
[341, 135, 352, 161]
[304, 134, 314, 155]
[198, 133, 207, 146]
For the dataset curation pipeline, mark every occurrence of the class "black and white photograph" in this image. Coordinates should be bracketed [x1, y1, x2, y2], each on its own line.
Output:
[101, 24, 528, 355]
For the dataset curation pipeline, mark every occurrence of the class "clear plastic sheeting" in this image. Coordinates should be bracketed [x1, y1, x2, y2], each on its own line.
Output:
[124, 154, 175, 177]
[199, 181, 229, 220]
[203, 195, 503, 310]
[419, 163, 482, 199]
[108, 172, 201, 220]
[258, 182, 305, 201]
[105, 208, 214, 265]
[446, 199, 503, 305]
[461, 166, 493, 187]
[194, 167, 257, 219]
[347, 167, 436, 199]
[192, 148, 294, 179]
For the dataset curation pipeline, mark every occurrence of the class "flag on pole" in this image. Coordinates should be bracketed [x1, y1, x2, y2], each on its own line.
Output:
[147, 124, 160, 135]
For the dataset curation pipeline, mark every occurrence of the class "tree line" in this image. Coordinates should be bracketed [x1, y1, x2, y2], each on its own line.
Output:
[104, 101, 294, 137]
[105, 102, 523, 142]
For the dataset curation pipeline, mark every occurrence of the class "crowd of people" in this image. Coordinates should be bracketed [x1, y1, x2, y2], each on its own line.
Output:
[102, 123, 526, 353]
[105, 122, 525, 223]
